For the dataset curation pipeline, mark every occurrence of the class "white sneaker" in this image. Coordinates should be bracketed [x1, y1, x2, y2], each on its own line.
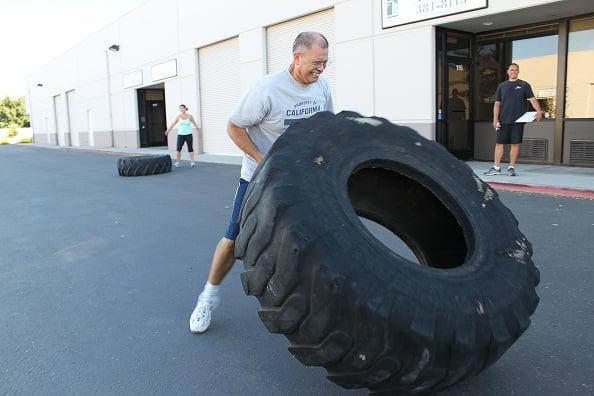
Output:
[174, 161, 180, 168]
[190, 162, 196, 168]
[189, 293, 220, 334]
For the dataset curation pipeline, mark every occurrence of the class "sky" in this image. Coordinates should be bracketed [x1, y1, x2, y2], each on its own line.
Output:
[0, 0, 147, 98]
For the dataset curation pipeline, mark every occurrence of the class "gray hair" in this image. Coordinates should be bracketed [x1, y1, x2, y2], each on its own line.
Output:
[292, 32, 329, 53]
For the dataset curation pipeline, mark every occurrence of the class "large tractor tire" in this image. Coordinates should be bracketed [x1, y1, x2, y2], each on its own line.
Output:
[235, 111, 540, 394]
[117, 154, 172, 176]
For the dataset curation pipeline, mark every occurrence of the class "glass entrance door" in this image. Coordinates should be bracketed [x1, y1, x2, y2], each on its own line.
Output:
[446, 59, 472, 158]
[437, 31, 474, 160]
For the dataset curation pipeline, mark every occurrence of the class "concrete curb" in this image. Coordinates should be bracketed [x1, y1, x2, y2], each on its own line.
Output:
[488, 181, 594, 199]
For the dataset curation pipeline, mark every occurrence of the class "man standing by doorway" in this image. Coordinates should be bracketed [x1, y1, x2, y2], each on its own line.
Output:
[484, 63, 543, 176]
[188, 32, 333, 334]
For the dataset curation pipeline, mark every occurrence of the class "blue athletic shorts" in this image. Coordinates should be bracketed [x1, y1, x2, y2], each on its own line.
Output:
[224, 178, 249, 240]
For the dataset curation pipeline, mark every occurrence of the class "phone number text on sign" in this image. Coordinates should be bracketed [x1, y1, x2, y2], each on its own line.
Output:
[382, 0, 487, 29]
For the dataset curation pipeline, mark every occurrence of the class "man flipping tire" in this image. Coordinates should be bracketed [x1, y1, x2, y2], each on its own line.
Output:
[189, 32, 334, 333]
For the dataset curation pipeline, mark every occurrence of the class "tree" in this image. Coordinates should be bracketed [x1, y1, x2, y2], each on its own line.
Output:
[0, 96, 30, 128]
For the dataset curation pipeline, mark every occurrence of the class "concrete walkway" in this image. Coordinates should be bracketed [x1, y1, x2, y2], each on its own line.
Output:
[26, 143, 243, 166]
[467, 161, 594, 197]
[24, 143, 594, 196]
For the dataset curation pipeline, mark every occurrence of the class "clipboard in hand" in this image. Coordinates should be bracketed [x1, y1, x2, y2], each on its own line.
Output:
[515, 112, 537, 123]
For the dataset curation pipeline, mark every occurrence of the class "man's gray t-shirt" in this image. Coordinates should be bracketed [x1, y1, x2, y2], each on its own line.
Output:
[229, 70, 333, 182]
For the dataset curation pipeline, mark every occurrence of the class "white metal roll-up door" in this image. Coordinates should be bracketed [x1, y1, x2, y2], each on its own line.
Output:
[66, 90, 77, 146]
[266, 8, 336, 101]
[199, 37, 242, 155]
[53, 94, 67, 146]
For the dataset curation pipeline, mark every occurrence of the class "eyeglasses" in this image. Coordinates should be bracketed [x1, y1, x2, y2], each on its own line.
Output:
[311, 59, 332, 68]
[297, 53, 332, 68]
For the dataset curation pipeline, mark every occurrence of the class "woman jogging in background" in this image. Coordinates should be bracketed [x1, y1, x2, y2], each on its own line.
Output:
[165, 104, 200, 168]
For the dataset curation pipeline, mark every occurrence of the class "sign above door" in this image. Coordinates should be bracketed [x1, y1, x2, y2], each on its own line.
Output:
[382, 0, 488, 29]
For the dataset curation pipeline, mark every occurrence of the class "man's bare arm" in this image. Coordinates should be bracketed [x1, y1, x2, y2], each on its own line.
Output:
[227, 121, 264, 163]
[528, 97, 543, 122]
[493, 101, 501, 130]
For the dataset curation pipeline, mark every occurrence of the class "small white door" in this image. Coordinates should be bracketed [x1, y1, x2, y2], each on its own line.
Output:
[66, 90, 77, 146]
[87, 109, 94, 147]
[53, 94, 65, 146]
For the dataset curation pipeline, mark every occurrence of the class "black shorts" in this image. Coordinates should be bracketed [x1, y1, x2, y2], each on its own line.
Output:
[496, 123, 524, 144]
[176, 134, 194, 152]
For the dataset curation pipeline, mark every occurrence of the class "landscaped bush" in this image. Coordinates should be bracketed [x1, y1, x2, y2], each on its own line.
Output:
[16, 136, 32, 143]
[0, 127, 32, 144]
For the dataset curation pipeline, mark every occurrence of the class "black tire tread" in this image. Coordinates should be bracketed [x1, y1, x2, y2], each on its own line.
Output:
[117, 155, 172, 176]
[235, 112, 540, 395]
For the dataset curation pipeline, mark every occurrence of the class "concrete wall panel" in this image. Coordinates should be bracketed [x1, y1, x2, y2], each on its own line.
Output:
[374, 26, 435, 124]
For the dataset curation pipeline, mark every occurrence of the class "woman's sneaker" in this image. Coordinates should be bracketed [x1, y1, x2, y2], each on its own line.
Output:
[507, 166, 516, 176]
[174, 161, 180, 168]
[189, 293, 220, 334]
[484, 166, 501, 176]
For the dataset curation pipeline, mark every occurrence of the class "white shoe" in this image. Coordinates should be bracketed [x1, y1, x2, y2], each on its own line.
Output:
[174, 161, 180, 168]
[189, 293, 220, 334]
[190, 162, 196, 168]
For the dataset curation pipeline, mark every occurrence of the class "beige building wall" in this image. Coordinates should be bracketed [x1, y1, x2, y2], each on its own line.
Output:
[511, 50, 594, 119]
[26, 0, 571, 150]
[566, 50, 594, 118]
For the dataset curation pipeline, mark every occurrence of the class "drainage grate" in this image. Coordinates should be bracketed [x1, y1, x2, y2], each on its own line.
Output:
[502, 138, 548, 163]
[570, 140, 594, 165]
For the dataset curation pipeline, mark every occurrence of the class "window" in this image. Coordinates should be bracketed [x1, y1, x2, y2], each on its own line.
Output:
[512, 34, 558, 119]
[446, 36, 470, 58]
[565, 17, 594, 118]
[475, 41, 502, 120]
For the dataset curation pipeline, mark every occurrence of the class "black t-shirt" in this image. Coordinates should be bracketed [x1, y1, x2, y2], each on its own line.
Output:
[494, 79, 535, 123]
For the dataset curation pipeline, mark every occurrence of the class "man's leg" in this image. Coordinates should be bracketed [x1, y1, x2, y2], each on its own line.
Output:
[494, 144, 505, 167]
[509, 144, 520, 167]
[485, 143, 505, 175]
[187, 238, 235, 334]
[189, 179, 249, 334]
[207, 237, 236, 285]
[507, 143, 520, 176]
[507, 124, 524, 176]
[485, 125, 510, 176]
[507, 144, 520, 176]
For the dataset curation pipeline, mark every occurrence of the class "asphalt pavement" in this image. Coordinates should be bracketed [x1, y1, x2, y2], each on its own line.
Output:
[0, 145, 592, 395]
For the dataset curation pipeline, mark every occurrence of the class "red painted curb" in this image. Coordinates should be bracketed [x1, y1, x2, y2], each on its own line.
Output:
[487, 182, 594, 199]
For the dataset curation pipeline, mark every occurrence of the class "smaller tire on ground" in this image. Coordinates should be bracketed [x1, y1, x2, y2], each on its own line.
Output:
[117, 155, 172, 176]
